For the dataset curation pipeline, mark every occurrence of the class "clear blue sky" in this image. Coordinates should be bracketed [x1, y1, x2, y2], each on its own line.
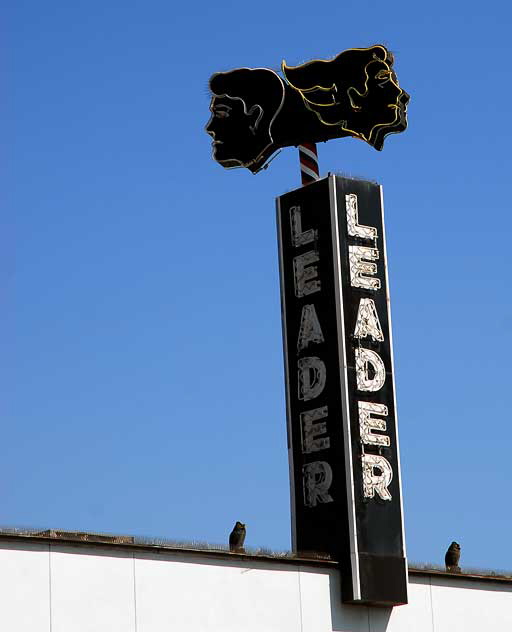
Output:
[5, 1, 512, 571]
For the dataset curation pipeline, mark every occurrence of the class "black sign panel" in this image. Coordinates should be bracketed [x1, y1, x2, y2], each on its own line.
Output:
[277, 175, 407, 606]
[206, 46, 409, 174]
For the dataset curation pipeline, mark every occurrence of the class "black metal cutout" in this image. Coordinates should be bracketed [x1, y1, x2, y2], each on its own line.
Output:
[206, 46, 409, 173]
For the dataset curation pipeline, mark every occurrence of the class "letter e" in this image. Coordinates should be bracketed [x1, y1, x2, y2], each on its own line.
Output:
[301, 406, 330, 453]
[293, 251, 321, 297]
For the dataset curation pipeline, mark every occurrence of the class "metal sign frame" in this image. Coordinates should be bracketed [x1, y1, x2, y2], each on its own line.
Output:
[277, 174, 407, 606]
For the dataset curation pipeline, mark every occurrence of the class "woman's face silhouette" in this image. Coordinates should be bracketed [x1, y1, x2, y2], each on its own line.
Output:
[282, 46, 409, 150]
[345, 59, 404, 142]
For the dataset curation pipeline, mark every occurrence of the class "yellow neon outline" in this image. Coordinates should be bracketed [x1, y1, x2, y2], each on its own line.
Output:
[282, 45, 406, 145]
[205, 67, 286, 171]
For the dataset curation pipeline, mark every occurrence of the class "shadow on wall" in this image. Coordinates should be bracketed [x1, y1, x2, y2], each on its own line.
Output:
[329, 570, 393, 632]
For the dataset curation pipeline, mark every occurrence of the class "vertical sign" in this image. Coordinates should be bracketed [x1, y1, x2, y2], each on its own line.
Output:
[277, 175, 407, 606]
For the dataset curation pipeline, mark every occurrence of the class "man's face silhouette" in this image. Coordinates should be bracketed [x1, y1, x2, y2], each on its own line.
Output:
[206, 67, 287, 172]
[206, 95, 263, 169]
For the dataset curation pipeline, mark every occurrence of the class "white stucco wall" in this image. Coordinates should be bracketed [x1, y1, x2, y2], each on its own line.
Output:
[0, 539, 510, 632]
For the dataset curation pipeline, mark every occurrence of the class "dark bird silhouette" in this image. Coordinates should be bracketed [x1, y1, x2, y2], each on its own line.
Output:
[445, 541, 461, 572]
[229, 521, 246, 553]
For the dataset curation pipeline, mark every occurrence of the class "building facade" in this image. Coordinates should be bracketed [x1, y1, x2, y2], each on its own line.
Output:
[0, 533, 510, 631]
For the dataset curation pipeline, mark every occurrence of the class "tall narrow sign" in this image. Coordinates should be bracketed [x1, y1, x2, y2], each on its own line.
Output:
[277, 175, 407, 606]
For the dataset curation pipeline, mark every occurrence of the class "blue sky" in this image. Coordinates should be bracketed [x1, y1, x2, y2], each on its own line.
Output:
[5, 0, 512, 571]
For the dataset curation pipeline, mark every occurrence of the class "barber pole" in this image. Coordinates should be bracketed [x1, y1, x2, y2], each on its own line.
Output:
[298, 142, 319, 185]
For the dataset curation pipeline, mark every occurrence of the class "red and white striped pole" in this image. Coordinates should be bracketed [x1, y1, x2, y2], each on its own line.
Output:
[298, 142, 319, 186]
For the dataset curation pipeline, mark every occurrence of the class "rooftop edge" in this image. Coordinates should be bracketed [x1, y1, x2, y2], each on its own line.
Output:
[0, 529, 510, 583]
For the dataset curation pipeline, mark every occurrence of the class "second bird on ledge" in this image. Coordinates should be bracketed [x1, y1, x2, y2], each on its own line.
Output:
[229, 521, 246, 553]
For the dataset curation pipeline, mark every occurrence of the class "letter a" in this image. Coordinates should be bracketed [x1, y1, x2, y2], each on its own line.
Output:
[297, 304, 325, 352]
[353, 298, 384, 342]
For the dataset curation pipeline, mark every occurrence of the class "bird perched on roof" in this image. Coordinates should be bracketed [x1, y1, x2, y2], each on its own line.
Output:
[445, 541, 461, 572]
[229, 521, 246, 553]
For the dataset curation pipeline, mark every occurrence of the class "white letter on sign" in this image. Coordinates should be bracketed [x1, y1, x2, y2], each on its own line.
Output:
[293, 251, 321, 297]
[301, 406, 330, 453]
[298, 357, 326, 401]
[358, 401, 390, 447]
[355, 347, 386, 392]
[348, 246, 381, 291]
[362, 454, 393, 501]
[353, 298, 384, 342]
[345, 193, 378, 240]
[303, 461, 334, 507]
[297, 304, 324, 352]
[290, 205, 317, 247]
